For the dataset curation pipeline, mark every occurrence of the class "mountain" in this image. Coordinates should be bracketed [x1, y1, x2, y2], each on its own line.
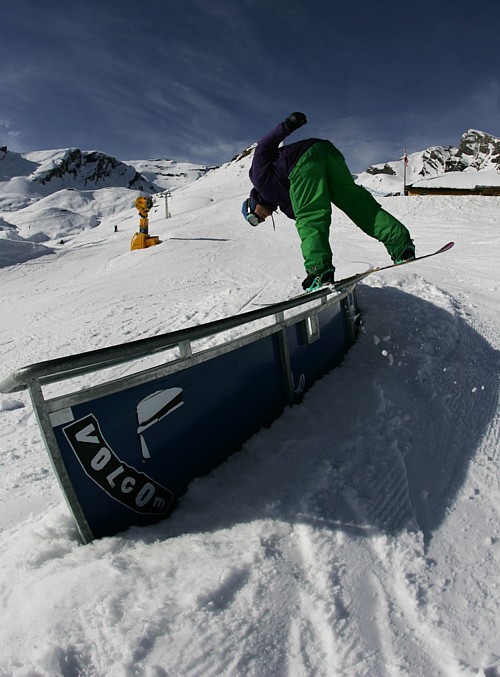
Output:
[126, 158, 210, 191]
[355, 129, 500, 195]
[0, 147, 209, 212]
[0, 147, 157, 209]
[0, 147, 210, 255]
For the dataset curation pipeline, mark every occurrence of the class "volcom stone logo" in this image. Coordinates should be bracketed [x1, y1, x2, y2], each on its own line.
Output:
[63, 414, 174, 515]
[136, 388, 184, 460]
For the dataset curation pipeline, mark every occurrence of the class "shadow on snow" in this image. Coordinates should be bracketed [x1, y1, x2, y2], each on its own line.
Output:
[129, 284, 499, 545]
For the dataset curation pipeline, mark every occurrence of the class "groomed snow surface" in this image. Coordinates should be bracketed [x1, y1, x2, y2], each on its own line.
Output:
[0, 167, 499, 676]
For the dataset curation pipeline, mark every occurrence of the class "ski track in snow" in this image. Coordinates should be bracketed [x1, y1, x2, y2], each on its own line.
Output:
[0, 181, 499, 676]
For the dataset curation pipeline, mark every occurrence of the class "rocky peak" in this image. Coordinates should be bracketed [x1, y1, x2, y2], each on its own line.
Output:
[416, 130, 500, 177]
[366, 163, 397, 176]
[448, 129, 500, 172]
[31, 149, 159, 192]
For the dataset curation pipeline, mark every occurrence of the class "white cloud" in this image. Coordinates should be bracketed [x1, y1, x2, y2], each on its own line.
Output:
[0, 119, 23, 148]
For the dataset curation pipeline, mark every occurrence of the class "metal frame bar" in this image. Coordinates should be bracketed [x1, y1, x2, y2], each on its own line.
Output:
[0, 286, 343, 395]
[28, 381, 94, 542]
[45, 316, 288, 411]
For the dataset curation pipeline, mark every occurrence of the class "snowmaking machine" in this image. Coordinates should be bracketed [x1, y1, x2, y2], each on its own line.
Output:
[130, 196, 161, 250]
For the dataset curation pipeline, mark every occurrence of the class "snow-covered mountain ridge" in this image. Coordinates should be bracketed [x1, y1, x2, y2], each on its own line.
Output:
[126, 158, 210, 191]
[0, 146, 208, 211]
[356, 129, 500, 195]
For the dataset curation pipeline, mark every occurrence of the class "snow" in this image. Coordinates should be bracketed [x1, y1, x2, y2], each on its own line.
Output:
[126, 159, 208, 192]
[410, 169, 500, 190]
[357, 165, 500, 195]
[0, 152, 499, 675]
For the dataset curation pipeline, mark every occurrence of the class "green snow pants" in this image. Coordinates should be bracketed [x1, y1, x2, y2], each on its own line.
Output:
[288, 140, 413, 273]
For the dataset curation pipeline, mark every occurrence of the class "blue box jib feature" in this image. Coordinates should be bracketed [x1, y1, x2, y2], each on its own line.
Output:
[0, 286, 358, 542]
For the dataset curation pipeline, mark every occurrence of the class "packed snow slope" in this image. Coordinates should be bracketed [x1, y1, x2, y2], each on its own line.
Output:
[0, 150, 499, 676]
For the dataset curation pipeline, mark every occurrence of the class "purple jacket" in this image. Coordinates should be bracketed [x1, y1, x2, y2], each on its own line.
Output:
[249, 121, 318, 219]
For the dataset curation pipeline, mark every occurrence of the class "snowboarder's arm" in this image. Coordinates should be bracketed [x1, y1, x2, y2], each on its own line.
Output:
[254, 113, 307, 162]
[253, 122, 290, 166]
[250, 113, 307, 190]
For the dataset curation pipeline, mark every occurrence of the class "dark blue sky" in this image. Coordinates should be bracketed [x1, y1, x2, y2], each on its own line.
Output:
[1, 0, 499, 172]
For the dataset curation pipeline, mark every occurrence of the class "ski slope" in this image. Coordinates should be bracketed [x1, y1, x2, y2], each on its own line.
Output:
[0, 159, 499, 675]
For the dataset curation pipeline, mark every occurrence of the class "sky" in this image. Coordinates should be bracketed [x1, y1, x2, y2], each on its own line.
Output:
[1, 0, 500, 172]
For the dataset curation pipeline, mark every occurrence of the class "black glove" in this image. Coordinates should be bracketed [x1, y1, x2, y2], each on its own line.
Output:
[285, 112, 307, 132]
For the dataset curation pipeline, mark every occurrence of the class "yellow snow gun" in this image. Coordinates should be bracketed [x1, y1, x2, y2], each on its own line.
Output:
[131, 196, 161, 250]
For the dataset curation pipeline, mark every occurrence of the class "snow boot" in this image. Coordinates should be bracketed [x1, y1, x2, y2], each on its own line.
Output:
[301, 267, 335, 292]
[393, 245, 416, 264]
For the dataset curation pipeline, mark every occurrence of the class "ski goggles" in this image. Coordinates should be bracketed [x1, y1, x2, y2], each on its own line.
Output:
[241, 198, 262, 226]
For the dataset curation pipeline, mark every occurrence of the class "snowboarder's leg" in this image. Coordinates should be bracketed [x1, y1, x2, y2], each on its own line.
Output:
[320, 142, 413, 261]
[289, 153, 333, 274]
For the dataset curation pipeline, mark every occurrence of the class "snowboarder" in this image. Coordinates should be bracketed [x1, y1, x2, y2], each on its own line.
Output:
[242, 112, 415, 290]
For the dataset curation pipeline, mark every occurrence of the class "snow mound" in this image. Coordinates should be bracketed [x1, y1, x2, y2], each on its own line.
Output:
[5, 187, 145, 241]
[0, 227, 54, 267]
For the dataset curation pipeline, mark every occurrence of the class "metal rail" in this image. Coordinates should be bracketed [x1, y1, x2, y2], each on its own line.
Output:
[0, 286, 347, 394]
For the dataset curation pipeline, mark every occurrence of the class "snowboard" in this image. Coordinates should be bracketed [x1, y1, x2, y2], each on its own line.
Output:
[260, 241, 455, 306]
[254, 242, 454, 307]
[324, 241, 455, 293]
